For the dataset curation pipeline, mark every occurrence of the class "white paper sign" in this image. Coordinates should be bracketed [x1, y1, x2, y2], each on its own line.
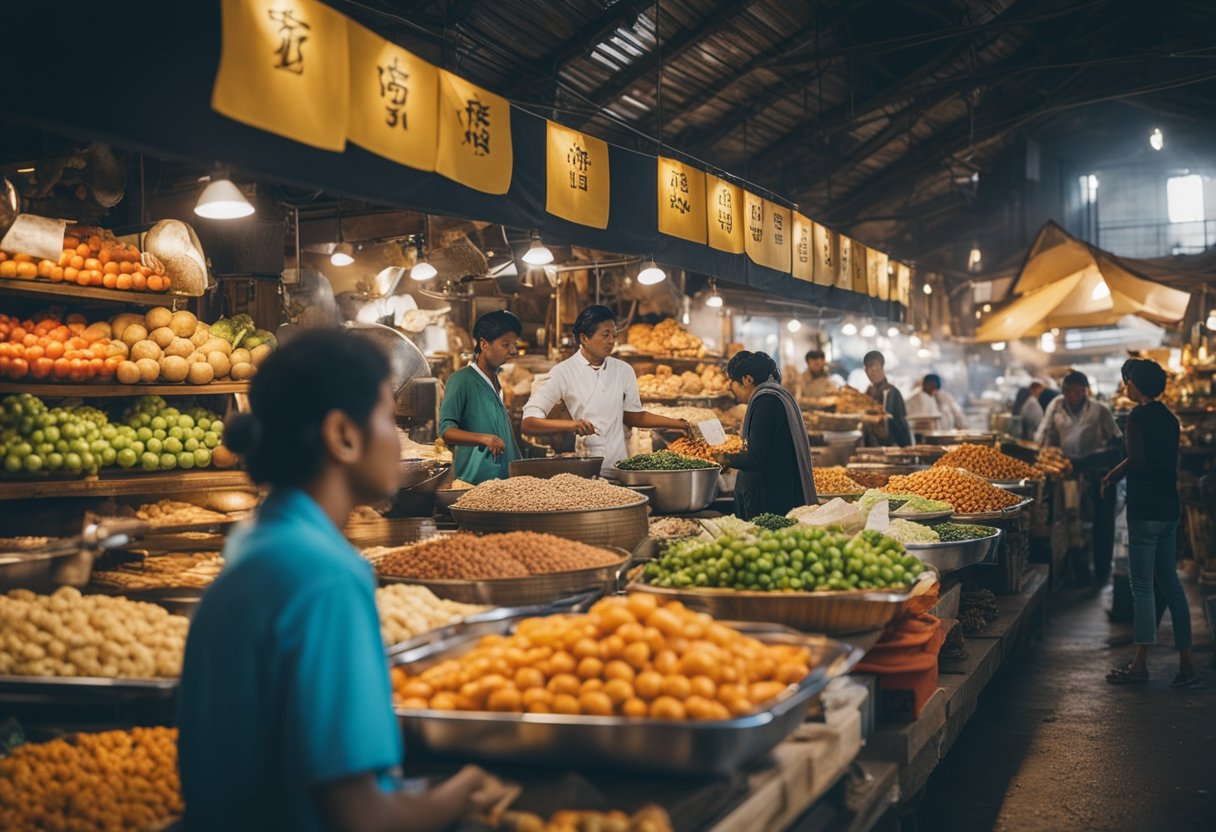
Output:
[697, 418, 727, 447]
[0, 214, 67, 261]
[864, 499, 891, 531]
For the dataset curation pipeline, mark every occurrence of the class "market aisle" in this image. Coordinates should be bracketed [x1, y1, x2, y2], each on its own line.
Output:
[918, 576, 1216, 831]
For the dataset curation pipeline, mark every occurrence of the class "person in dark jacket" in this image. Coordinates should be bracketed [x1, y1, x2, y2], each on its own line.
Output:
[863, 350, 912, 447]
[1102, 359, 1196, 688]
[716, 351, 816, 519]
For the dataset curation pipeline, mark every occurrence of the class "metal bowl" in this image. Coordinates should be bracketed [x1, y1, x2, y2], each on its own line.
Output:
[448, 500, 650, 551]
[509, 456, 603, 479]
[434, 487, 471, 511]
[906, 528, 1003, 573]
[610, 466, 721, 513]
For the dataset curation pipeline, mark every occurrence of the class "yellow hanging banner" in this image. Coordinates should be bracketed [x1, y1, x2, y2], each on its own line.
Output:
[212, 0, 349, 152]
[743, 194, 791, 272]
[867, 248, 888, 299]
[545, 122, 610, 228]
[706, 175, 745, 254]
[812, 222, 836, 286]
[657, 158, 707, 244]
[897, 263, 912, 307]
[792, 213, 813, 281]
[836, 236, 854, 291]
[346, 20, 438, 170]
[851, 240, 870, 295]
[436, 70, 512, 194]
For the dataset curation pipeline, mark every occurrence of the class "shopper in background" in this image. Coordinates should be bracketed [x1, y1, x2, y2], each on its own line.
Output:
[179, 330, 506, 832]
[1014, 380, 1046, 440]
[863, 350, 913, 447]
[1102, 359, 1195, 687]
[521, 305, 689, 475]
[906, 373, 968, 431]
[439, 309, 522, 484]
[718, 350, 817, 518]
[1037, 370, 1122, 586]
[797, 349, 837, 400]
[1037, 383, 1060, 412]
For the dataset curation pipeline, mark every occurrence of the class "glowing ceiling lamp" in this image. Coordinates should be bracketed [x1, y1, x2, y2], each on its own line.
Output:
[841, 322, 858, 336]
[1091, 281, 1111, 301]
[330, 242, 355, 267]
[922, 282, 933, 295]
[861, 324, 877, 338]
[1150, 128, 1164, 151]
[194, 177, 255, 220]
[637, 257, 667, 285]
[887, 326, 900, 337]
[991, 341, 1006, 351]
[522, 230, 554, 266]
[787, 319, 802, 333]
[705, 279, 724, 308]
[967, 242, 983, 273]
[1040, 332, 1057, 353]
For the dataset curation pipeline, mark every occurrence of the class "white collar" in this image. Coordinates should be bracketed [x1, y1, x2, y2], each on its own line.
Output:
[471, 361, 499, 391]
[576, 350, 607, 371]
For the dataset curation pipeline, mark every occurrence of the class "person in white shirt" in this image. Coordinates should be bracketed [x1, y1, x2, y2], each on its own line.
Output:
[1014, 380, 1045, 440]
[905, 374, 968, 431]
[521, 306, 689, 475]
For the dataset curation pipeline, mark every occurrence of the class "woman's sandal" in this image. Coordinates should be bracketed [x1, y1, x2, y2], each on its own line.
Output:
[1106, 665, 1149, 684]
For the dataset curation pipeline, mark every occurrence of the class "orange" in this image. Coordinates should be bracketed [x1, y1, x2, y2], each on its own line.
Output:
[16, 261, 37, 279]
[102, 261, 119, 275]
[119, 261, 134, 274]
[88, 270, 103, 286]
[45, 341, 64, 359]
[132, 273, 148, 291]
[87, 235, 102, 251]
[102, 273, 118, 289]
[69, 255, 84, 269]
[115, 273, 133, 290]
[75, 270, 91, 286]
[49, 266, 64, 283]
[36, 260, 54, 278]
[31, 357, 54, 378]
[7, 357, 28, 379]
[63, 235, 79, 250]
[63, 266, 79, 282]
[83, 257, 101, 271]
[12, 252, 32, 263]
[52, 358, 71, 378]
[0, 260, 15, 278]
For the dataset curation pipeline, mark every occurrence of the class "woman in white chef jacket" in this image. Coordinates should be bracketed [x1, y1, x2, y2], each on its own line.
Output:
[521, 305, 689, 475]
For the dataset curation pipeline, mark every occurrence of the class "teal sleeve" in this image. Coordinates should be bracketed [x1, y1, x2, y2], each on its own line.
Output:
[438, 372, 467, 436]
[280, 579, 402, 786]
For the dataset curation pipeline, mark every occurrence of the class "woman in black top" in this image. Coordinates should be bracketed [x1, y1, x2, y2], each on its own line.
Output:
[1102, 359, 1195, 687]
[717, 351, 816, 519]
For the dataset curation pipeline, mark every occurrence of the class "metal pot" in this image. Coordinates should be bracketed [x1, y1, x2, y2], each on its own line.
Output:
[508, 456, 603, 479]
[610, 466, 721, 513]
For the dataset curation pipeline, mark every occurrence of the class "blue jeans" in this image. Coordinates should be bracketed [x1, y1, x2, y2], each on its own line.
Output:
[1127, 520, 1192, 650]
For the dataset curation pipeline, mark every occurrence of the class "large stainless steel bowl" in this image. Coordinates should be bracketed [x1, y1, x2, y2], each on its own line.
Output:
[448, 500, 650, 551]
[906, 528, 1002, 573]
[610, 466, 721, 513]
[508, 456, 603, 479]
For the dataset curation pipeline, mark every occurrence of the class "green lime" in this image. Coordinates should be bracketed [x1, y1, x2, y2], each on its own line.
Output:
[159, 453, 177, 471]
[116, 448, 137, 468]
[193, 448, 211, 468]
[177, 452, 195, 470]
[141, 452, 160, 472]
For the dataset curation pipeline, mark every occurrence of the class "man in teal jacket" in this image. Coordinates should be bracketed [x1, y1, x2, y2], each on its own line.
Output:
[439, 310, 522, 483]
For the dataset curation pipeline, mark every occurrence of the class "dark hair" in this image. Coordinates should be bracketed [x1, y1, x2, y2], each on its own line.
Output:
[805, 350, 825, 361]
[1062, 370, 1089, 389]
[1122, 358, 1167, 399]
[224, 328, 391, 488]
[572, 305, 617, 343]
[923, 374, 941, 389]
[472, 310, 522, 354]
[726, 350, 781, 384]
[863, 350, 885, 367]
[1012, 387, 1032, 416]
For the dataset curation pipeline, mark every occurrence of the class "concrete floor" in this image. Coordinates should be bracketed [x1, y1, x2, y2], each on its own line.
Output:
[919, 573, 1216, 831]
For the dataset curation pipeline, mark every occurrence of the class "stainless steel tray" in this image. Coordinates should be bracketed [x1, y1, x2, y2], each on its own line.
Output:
[952, 496, 1034, 522]
[392, 622, 864, 775]
[906, 528, 1003, 573]
[0, 674, 178, 703]
[625, 570, 939, 635]
[610, 466, 721, 514]
[377, 548, 632, 606]
[448, 500, 650, 551]
[988, 478, 1040, 498]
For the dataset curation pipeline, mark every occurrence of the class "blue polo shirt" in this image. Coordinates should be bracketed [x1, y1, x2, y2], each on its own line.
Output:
[178, 488, 402, 831]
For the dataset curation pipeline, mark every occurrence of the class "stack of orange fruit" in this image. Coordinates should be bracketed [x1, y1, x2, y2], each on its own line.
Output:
[0, 226, 171, 293]
[0, 312, 126, 381]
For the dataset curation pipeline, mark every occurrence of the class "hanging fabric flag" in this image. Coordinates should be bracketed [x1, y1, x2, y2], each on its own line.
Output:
[897, 263, 913, 307]
[346, 19, 438, 170]
[867, 248, 888, 299]
[436, 70, 512, 194]
[657, 158, 707, 244]
[706, 175, 745, 254]
[545, 121, 610, 228]
[851, 240, 870, 295]
[792, 213, 813, 281]
[836, 236, 854, 291]
[212, 0, 349, 151]
[743, 194, 791, 272]
[812, 222, 836, 286]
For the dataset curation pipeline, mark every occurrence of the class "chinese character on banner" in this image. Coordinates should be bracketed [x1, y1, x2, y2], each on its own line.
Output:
[460, 96, 492, 156]
[668, 171, 691, 214]
[567, 141, 591, 191]
[749, 203, 764, 242]
[269, 8, 310, 74]
[772, 211, 784, 247]
[376, 56, 409, 128]
[706, 174, 744, 253]
[792, 213, 812, 281]
[718, 190, 734, 233]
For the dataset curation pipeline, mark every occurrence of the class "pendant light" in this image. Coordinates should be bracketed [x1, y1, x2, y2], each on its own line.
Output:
[637, 256, 666, 285]
[705, 279, 724, 308]
[410, 219, 437, 281]
[194, 176, 255, 220]
[522, 230, 554, 266]
[330, 216, 354, 266]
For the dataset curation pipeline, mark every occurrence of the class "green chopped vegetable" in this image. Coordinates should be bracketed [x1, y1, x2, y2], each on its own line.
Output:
[643, 524, 925, 592]
[884, 519, 940, 543]
[616, 450, 717, 471]
[752, 513, 796, 531]
[935, 523, 999, 542]
[858, 489, 951, 515]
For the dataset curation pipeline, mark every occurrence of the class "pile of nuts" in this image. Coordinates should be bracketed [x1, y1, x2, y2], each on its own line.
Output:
[934, 444, 1041, 481]
[648, 517, 702, 540]
[90, 553, 225, 591]
[375, 584, 487, 646]
[391, 594, 813, 720]
[883, 467, 1022, 515]
[374, 532, 623, 581]
[453, 474, 644, 512]
[813, 466, 866, 494]
[0, 727, 184, 830]
[0, 587, 188, 678]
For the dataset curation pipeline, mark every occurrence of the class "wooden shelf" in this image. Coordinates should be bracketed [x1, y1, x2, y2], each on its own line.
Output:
[0, 381, 249, 398]
[0, 470, 251, 501]
[0, 280, 198, 307]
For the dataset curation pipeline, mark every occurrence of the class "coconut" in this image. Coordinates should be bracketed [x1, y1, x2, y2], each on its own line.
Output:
[250, 344, 272, 367]
[230, 348, 251, 366]
[110, 313, 145, 342]
[130, 340, 163, 363]
[145, 307, 172, 330]
[116, 361, 141, 385]
[187, 362, 215, 385]
[165, 337, 195, 358]
[229, 362, 255, 381]
[159, 355, 189, 383]
[150, 327, 176, 349]
[121, 324, 149, 347]
[169, 310, 198, 338]
[199, 337, 231, 356]
[207, 351, 232, 378]
[135, 358, 161, 383]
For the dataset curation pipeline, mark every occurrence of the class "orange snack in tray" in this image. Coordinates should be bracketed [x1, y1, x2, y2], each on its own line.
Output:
[933, 444, 1041, 481]
[882, 467, 1021, 514]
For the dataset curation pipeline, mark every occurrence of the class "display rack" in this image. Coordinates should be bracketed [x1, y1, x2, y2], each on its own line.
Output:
[0, 381, 249, 398]
[0, 280, 198, 308]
